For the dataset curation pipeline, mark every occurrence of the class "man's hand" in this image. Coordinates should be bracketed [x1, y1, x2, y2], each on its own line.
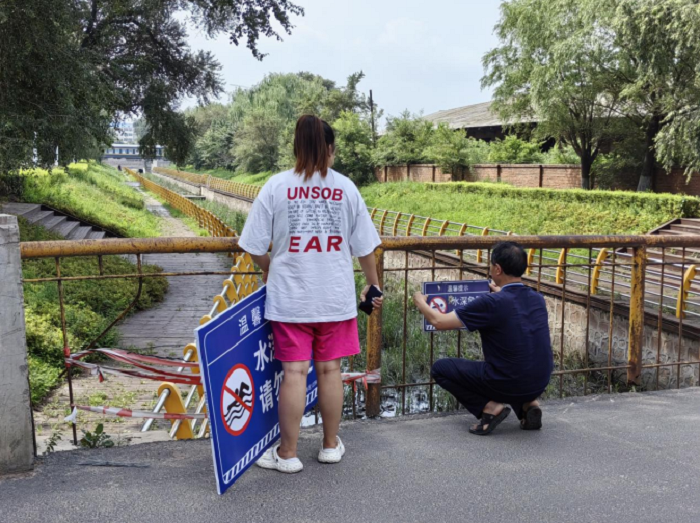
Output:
[361, 285, 384, 310]
[489, 281, 501, 293]
[413, 292, 427, 307]
[262, 270, 269, 284]
[412, 291, 463, 331]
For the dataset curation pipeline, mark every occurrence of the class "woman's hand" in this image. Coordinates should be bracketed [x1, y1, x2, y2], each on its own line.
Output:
[361, 285, 384, 310]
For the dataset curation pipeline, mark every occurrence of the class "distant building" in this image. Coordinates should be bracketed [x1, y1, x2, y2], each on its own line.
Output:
[101, 143, 171, 171]
[423, 101, 538, 142]
[112, 121, 137, 143]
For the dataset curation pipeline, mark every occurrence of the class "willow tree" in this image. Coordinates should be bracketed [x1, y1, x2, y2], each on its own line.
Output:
[482, 0, 625, 189]
[613, 0, 700, 190]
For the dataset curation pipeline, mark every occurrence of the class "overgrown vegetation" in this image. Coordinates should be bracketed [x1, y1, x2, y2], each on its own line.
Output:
[372, 112, 581, 173]
[0, 0, 304, 173]
[22, 162, 161, 237]
[361, 182, 700, 235]
[20, 218, 168, 404]
[185, 71, 378, 185]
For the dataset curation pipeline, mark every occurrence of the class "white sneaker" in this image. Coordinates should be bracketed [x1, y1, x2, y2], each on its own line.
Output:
[317, 436, 346, 464]
[255, 444, 303, 473]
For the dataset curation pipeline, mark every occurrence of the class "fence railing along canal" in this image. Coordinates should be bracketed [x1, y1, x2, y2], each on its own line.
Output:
[17, 231, 700, 444]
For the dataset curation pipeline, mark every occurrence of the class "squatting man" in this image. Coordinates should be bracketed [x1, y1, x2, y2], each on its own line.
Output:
[413, 241, 553, 435]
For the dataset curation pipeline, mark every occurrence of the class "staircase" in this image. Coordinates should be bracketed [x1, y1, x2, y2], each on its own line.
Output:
[0, 203, 118, 240]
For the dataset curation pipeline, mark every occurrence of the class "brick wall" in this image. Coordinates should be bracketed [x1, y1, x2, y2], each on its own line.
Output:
[373, 164, 465, 183]
[468, 164, 582, 189]
[654, 168, 700, 195]
[375, 163, 700, 195]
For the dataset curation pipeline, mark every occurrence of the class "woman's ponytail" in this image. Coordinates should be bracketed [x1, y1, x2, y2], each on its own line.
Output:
[293, 115, 334, 180]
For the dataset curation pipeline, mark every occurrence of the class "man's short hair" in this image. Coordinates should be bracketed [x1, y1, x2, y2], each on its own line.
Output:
[490, 241, 528, 277]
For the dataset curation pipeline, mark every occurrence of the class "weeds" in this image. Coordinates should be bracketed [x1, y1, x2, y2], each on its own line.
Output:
[79, 424, 114, 449]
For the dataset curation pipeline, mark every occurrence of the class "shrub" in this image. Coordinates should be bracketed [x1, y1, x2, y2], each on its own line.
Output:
[19, 218, 168, 403]
[487, 135, 545, 164]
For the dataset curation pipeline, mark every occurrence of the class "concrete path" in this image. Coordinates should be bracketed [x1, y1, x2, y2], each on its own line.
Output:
[33, 190, 231, 450]
[7, 389, 700, 523]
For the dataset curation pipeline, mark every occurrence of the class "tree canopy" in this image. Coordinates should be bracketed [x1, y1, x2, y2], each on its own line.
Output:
[0, 0, 303, 173]
[483, 0, 700, 191]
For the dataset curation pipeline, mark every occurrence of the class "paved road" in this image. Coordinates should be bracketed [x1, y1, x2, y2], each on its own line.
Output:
[4, 388, 700, 523]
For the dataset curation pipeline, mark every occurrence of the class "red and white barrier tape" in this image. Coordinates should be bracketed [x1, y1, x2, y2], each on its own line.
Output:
[68, 359, 202, 386]
[68, 348, 199, 368]
[65, 405, 207, 423]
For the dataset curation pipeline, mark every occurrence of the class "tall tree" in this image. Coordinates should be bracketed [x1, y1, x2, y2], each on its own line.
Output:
[482, 0, 626, 189]
[612, 0, 700, 190]
[0, 0, 303, 173]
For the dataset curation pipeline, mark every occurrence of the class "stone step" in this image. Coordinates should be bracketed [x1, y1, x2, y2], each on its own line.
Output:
[87, 230, 106, 240]
[669, 223, 700, 234]
[0, 202, 42, 217]
[53, 219, 81, 238]
[24, 210, 54, 225]
[67, 225, 94, 241]
[41, 215, 67, 231]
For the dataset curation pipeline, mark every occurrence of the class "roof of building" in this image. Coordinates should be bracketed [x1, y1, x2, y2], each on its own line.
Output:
[423, 100, 538, 129]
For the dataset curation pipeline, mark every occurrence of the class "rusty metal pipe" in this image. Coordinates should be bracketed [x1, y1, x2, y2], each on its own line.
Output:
[20, 236, 242, 259]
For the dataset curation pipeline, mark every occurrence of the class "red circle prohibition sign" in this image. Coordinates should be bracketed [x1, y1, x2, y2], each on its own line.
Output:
[429, 296, 448, 314]
[220, 363, 255, 436]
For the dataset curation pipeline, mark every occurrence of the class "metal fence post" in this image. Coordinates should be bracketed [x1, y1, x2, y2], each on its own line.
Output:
[627, 246, 647, 385]
[365, 248, 384, 418]
[0, 215, 34, 473]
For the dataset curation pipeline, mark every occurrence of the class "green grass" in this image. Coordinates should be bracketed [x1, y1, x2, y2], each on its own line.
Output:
[22, 162, 161, 237]
[20, 218, 169, 404]
[360, 182, 700, 235]
[180, 165, 273, 186]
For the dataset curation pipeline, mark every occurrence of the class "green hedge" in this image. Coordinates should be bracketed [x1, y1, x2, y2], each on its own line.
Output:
[360, 182, 700, 235]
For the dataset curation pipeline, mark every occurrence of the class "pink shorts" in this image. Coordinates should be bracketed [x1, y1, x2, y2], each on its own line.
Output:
[270, 318, 361, 362]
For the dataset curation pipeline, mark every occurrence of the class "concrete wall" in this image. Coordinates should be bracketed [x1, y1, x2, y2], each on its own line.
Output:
[0, 215, 34, 474]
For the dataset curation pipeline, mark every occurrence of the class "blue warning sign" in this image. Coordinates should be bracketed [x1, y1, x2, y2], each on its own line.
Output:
[195, 286, 318, 495]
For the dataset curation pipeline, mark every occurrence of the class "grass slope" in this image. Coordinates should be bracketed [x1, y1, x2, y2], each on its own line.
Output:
[360, 182, 700, 235]
[23, 162, 161, 237]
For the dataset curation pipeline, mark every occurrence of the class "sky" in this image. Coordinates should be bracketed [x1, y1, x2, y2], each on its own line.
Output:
[183, 0, 503, 119]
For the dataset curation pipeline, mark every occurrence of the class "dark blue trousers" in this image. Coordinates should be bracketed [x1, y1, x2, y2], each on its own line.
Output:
[431, 358, 545, 420]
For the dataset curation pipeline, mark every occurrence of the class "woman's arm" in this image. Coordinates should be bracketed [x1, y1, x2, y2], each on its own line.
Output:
[250, 253, 271, 284]
[412, 292, 465, 331]
[358, 252, 383, 310]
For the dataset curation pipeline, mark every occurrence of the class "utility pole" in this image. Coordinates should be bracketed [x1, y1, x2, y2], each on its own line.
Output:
[369, 89, 376, 144]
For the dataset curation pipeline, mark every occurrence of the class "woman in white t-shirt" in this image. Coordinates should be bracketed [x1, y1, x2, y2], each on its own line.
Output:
[239, 115, 382, 473]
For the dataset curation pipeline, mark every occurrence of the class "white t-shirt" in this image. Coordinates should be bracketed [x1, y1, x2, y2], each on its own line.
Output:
[238, 169, 381, 323]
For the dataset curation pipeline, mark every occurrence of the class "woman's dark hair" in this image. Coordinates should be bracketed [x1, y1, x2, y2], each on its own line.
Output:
[490, 241, 528, 277]
[293, 115, 335, 181]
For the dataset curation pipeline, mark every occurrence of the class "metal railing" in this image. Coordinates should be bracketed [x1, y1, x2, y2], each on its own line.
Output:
[153, 167, 262, 201]
[127, 168, 238, 237]
[19, 233, 700, 435]
[145, 169, 700, 319]
[368, 207, 700, 319]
